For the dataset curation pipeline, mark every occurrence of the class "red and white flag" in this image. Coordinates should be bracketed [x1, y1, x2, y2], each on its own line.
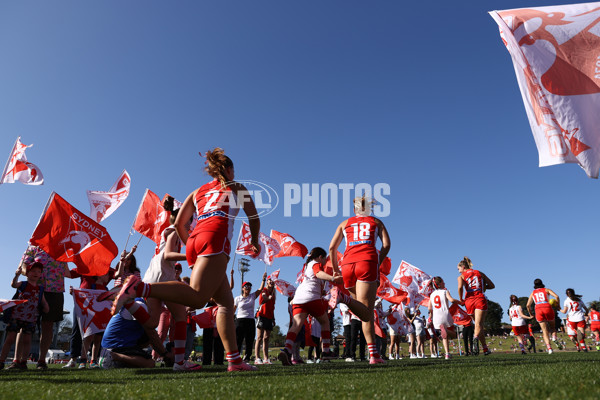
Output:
[392, 260, 432, 308]
[270, 230, 308, 258]
[87, 170, 131, 223]
[0, 137, 44, 185]
[269, 270, 296, 297]
[132, 189, 171, 245]
[0, 299, 28, 312]
[379, 257, 392, 276]
[191, 306, 218, 329]
[490, 2, 600, 178]
[73, 288, 113, 338]
[30, 192, 118, 276]
[235, 222, 281, 266]
[449, 303, 472, 326]
[377, 273, 408, 305]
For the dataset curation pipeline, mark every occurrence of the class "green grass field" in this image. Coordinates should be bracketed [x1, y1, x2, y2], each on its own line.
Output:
[1, 351, 598, 400]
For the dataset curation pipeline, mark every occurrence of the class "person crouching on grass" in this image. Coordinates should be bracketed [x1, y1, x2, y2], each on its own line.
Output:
[0, 262, 49, 370]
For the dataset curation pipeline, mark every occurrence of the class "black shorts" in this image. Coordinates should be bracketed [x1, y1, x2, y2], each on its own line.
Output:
[256, 316, 274, 331]
[111, 346, 152, 359]
[41, 292, 64, 322]
[6, 318, 36, 334]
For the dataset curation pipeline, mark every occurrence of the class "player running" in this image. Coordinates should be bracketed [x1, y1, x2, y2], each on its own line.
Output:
[559, 288, 589, 352]
[457, 257, 494, 355]
[526, 278, 562, 354]
[507, 295, 533, 355]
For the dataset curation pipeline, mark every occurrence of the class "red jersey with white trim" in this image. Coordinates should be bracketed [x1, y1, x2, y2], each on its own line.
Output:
[462, 269, 484, 298]
[531, 288, 550, 306]
[257, 288, 276, 319]
[342, 216, 379, 264]
[590, 310, 600, 324]
[191, 179, 238, 239]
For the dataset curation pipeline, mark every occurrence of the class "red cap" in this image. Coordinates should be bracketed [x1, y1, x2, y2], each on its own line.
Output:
[242, 281, 252, 287]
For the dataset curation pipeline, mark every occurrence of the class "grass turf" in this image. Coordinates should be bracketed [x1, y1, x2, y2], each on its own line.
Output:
[1, 352, 598, 400]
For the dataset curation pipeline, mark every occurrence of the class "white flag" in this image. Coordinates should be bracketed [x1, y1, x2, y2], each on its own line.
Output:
[392, 260, 432, 308]
[490, 2, 600, 178]
[87, 170, 131, 222]
[0, 137, 44, 185]
[235, 222, 281, 266]
[73, 288, 112, 338]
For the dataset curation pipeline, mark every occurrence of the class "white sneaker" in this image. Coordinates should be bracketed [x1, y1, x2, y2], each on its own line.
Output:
[98, 349, 115, 369]
[417, 354, 424, 359]
[548, 348, 553, 354]
[345, 357, 355, 362]
[445, 354, 451, 360]
[173, 360, 202, 372]
[254, 358, 263, 365]
[306, 359, 314, 364]
[62, 359, 76, 368]
[430, 354, 438, 359]
[262, 359, 272, 365]
[409, 354, 417, 359]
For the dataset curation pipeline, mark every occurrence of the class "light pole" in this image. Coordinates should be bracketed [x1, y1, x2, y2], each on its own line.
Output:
[238, 258, 250, 284]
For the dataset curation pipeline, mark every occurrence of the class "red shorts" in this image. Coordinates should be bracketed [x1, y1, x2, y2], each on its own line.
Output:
[186, 231, 230, 266]
[464, 295, 487, 315]
[590, 323, 600, 332]
[341, 260, 378, 289]
[535, 305, 555, 322]
[512, 325, 528, 336]
[567, 320, 585, 331]
[292, 299, 327, 318]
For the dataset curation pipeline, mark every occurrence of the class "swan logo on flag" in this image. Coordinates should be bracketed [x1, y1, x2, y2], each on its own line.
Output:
[59, 230, 92, 258]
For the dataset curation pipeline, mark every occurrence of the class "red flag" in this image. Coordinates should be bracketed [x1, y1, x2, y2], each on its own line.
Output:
[132, 189, 171, 245]
[73, 288, 113, 338]
[30, 192, 118, 276]
[376, 273, 407, 305]
[270, 230, 308, 258]
[0, 137, 44, 185]
[379, 257, 392, 276]
[374, 310, 384, 338]
[192, 306, 218, 329]
[449, 303, 472, 326]
[0, 299, 28, 312]
[87, 169, 131, 223]
[305, 319, 317, 347]
[235, 222, 280, 265]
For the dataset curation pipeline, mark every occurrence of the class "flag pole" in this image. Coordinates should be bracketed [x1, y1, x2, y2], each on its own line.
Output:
[0, 137, 19, 184]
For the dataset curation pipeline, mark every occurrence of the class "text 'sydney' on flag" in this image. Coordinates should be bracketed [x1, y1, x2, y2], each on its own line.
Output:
[87, 169, 131, 223]
[490, 2, 600, 178]
[72, 288, 113, 338]
[132, 189, 171, 245]
[0, 137, 44, 185]
[29, 192, 118, 276]
[235, 222, 281, 266]
[270, 230, 308, 258]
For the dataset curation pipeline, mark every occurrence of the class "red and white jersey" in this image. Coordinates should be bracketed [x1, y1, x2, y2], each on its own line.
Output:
[11, 282, 42, 323]
[257, 288, 276, 320]
[563, 297, 585, 322]
[462, 269, 484, 298]
[509, 304, 526, 326]
[192, 179, 238, 239]
[531, 288, 550, 306]
[430, 288, 453, 329]
[590, 310, 600, 324]
[292, 260, 331, 305]
[342, 216, 379, 264]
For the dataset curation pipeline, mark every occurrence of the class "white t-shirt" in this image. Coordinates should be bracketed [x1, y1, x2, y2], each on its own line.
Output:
[564, 297, 585, 322]
[430, 289, 453, 329]
[340, 303, 352, 326]
[292, 260, 329, 305]
[234, 292, 258, 319]
[509, 304, 526, 327]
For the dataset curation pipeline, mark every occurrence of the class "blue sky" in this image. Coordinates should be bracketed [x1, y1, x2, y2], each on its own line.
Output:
[1, 0, 598, 331]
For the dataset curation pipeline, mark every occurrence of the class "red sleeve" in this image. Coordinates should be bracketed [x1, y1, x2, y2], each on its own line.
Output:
[312, 262, 325, 276]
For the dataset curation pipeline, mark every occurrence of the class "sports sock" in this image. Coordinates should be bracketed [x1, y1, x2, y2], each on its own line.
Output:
[226, 351, 242, 364]
[285, 332, 297, 352]
[135, 282, 151, 298]
[173, 321, 187, 364]
[367, 343, 379, 358]
[124, 301, 150, 324]
[321, 330, 331, 352]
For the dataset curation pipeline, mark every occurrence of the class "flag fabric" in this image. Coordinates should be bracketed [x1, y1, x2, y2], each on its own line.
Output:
[0, 299, 27, 312]
[30, 192, 118, 276]
[191, 306, 218, 329]
[449, 303, 473, 326]
[379, 257, 392, 276]
[374, 310, 385, 338]
[132, 189, 171, 245]
[490, 2, 600, 178]
[267, 268, 296, 297]
[377, 273, 408, 304]
[87, 169, 131, 223]
[73, 288, 113, 338]
[392, 260, 432, 308]
[270, 230, 308, 258]
[0, 137, 44, 185]
[235, 222, 281, 265]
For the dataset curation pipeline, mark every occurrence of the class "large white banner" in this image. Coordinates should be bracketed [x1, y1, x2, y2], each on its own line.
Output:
[87, 169, 131, 222]
[490, 2, 600, 178]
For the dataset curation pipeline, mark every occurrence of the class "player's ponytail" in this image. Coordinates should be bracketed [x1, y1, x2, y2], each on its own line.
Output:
[431, 276, 443, 290]
[565, 288, 582, 302]
[458, 257, 473, 270]
[510, 294, 518, 305]
[353, 194, 375, 217]
[203, 147, 234, 189]
[533, 278, 545, 289]
[163, 195, 179, 224]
